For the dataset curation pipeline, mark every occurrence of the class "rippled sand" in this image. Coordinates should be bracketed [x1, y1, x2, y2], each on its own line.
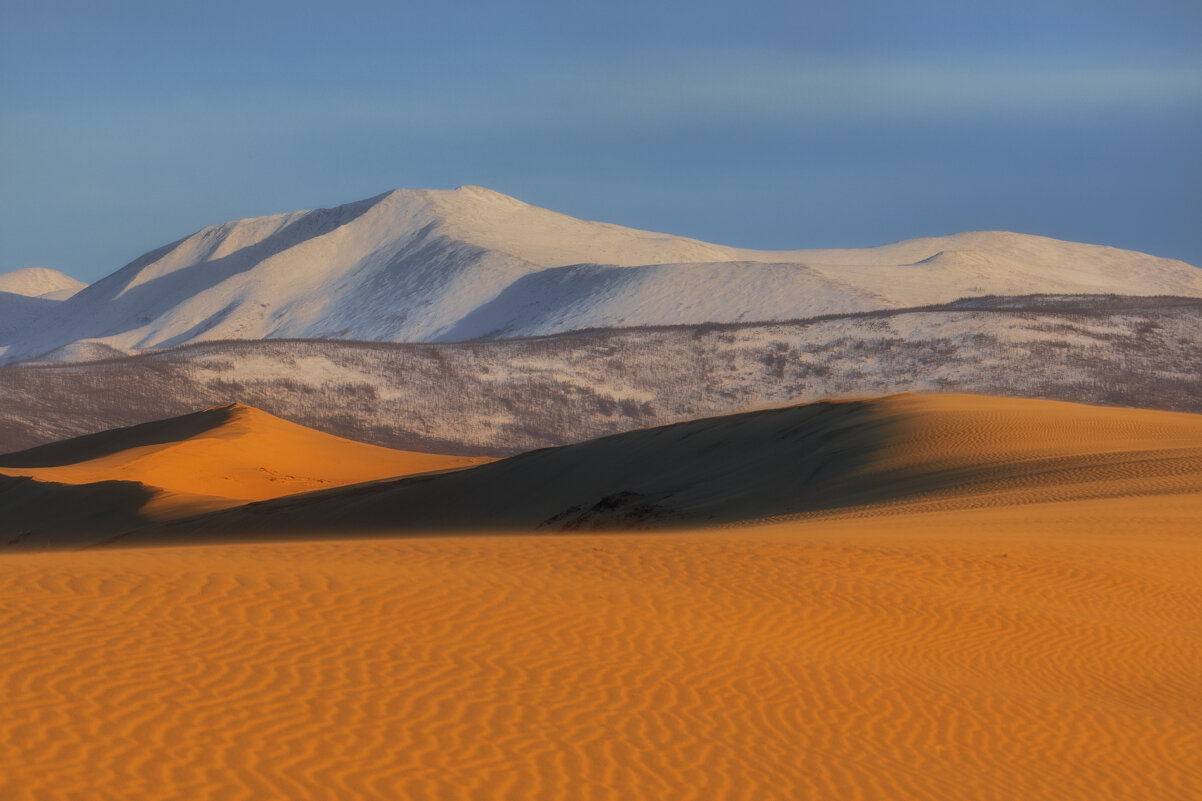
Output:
[4, 493, 1200, 800]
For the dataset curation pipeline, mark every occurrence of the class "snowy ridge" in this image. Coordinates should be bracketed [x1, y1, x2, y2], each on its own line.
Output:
[3, 186, 1200, 363]
[0, 267, 86, 300]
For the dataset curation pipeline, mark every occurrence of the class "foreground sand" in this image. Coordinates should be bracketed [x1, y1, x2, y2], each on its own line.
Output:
[4, 495, 1200, 800]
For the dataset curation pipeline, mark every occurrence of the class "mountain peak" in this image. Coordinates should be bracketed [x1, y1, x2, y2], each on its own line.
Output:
[0, 267, 86, 299]
[451, 184, 525, 203]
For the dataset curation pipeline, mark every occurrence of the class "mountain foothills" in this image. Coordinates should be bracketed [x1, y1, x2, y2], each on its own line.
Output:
[2, 295, 1200, 456]
[1, 186, 1200, 365]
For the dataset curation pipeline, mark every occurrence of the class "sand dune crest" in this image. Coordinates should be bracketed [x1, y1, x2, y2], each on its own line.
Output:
[0, 403, 489, 542]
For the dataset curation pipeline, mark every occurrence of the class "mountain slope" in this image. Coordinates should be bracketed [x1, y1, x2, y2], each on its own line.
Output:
[3, 187, 1200, 363]
[0, 294, 61, 361]
[2, 294, 1199, 457]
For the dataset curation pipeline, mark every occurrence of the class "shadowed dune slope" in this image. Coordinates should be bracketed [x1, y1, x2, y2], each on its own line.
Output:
[0, 474, 232, 548]
[3, 501, 1200, 800]
[134, 393, 1202, 543]
[0, 404, 489, 540]
[0, 403, 253, 467]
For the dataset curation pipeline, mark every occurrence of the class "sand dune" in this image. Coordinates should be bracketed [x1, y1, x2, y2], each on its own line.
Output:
[0, 403, 488, 541]
[2, 497, 1199, 800]
[2, 393, 1201, 797]
[118, 393, 1202, 544]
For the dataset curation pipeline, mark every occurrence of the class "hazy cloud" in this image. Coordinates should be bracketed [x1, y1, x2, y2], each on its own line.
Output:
[6, 51, 1199, 156]
[551, 52, 1202, 125]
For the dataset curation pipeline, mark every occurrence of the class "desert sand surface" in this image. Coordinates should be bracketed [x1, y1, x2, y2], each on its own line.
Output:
[2, 496, 1200, 800]
[115, 392, 1202, 545]
[3, 394, 1201, 799]
[0, 403, 488, 543]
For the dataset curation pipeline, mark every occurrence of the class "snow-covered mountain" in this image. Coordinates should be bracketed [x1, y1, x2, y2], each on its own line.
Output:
[0, 267, 86, 300]
[3, 186, 1200, 363]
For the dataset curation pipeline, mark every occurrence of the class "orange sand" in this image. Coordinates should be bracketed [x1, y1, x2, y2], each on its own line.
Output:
[0, 404, 488, 520]
[2, 395, 1201, 799]
[2, 509, 1200, 799]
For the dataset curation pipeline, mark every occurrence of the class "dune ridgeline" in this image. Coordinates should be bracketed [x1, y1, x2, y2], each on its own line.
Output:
[2, 392, 1200, 548]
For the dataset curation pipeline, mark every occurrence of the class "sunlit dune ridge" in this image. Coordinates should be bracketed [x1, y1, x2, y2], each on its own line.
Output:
[0, 403, 489, 541]
[3, 497, 1201, 800]
[0, 402, 486, 502]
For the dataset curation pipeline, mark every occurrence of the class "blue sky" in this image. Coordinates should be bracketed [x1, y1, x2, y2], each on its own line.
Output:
[2, 0, 1200, 282]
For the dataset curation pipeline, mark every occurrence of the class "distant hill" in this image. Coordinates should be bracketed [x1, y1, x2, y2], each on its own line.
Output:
[0, 267, 86, 300]
[2, 186, 1199, 364]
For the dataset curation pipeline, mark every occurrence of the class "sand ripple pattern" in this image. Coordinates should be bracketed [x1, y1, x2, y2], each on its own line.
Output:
[3, 513, 1201, 800]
